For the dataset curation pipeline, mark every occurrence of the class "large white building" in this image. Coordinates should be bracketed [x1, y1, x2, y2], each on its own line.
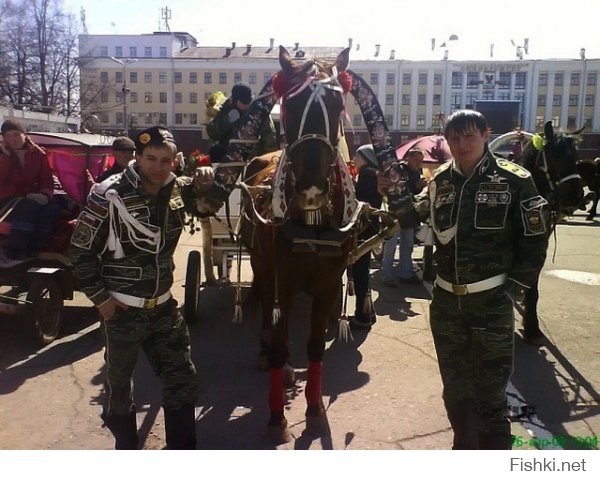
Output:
[78, 32, 600, 157]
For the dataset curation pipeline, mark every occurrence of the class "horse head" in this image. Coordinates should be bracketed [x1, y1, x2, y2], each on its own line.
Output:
[274, 46, 350, 219]
[520, 121, 584, 216]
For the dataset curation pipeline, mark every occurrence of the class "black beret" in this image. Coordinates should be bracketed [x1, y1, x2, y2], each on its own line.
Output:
[112, 136, 135, 151]
[231, 83, 253, 105]
[134, 127, 176, 152]
[1, 119, 26, 135]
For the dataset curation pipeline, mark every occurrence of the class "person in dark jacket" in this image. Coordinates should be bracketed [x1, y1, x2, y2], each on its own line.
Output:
[350, 144, 383, 330]
[0, 119, 61, 260]
[97, 137, 135, 182]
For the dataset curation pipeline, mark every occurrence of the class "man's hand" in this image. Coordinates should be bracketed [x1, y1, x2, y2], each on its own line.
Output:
[194, 166, 215, 193]
[504, 279, 528, 304]
[26, 192, 49, 205]
[98, 297, 128, 322]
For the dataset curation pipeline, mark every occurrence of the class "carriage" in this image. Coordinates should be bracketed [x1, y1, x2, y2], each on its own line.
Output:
[0, 132, 114, 344]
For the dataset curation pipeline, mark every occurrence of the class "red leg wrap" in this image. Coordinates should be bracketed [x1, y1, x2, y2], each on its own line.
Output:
[269, 368, 285, 412]
[305, 361, 322, 406]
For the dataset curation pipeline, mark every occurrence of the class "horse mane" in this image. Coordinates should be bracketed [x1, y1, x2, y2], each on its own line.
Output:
[520, 127, 580, 171]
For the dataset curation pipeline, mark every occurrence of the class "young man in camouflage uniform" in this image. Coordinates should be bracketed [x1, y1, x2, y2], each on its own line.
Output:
[428, 110, 548, 449]
[70, 127, 200, 449]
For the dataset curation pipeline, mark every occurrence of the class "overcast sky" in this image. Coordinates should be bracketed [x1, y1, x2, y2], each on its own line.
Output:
[65, 0, 600, 61]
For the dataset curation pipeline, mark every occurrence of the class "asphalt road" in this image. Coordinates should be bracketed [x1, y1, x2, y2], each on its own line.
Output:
[0, 209, 598, 453]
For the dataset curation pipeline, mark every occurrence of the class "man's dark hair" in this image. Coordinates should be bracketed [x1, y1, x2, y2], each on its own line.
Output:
[444, 109, 488, 138]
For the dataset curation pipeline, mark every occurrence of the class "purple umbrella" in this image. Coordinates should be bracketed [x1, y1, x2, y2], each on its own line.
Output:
[395, 134, 453, 164]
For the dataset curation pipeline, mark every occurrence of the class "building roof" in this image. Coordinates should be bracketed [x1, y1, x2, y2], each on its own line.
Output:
[176, 45, 362, 61]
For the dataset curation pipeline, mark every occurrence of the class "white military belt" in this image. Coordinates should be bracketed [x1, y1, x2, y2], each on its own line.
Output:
[435, 273, 507, 296]
[108, 290, 172, 309]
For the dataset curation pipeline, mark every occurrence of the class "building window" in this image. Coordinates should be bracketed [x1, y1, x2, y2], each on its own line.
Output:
[569, 95, 578, 106]
[190, 92, 197, 103]
[587, 72, 597, 86]
[498, 93, 510, 101]
[115, 71, 123, 83]
[553, 95, 562, 106]
[402, 94, 410, 106]
[402, 73, 411, 85]
[159, 92, 167, 103]
[554, 73, 563, 86]
[100, 46, 108, 57]
[536, 116, 545, 128]
[144, 114, 152, 125]
[144, 46, 152, 57]
[417, 115, 425, 127]
[175, 113, 183, 124]
[570, 72, 580, 86]
[219, 72, 227, 84]
[482, 92, 493, 100]
[144, 72, 152, 83]
[433, 94, 441, 105]
[567, 116, 577, 128]
[174, 72, 182, 84]
[144, 92, 152, 103]
[538, 95, 546, 106]
[116, 91, 123, 103]
[204, 72, 212, 84]
[129, 72, 137, 83]
[263, 72, 271, 84]
[190, 113, 198, 125]
[467, 72, 479, 89]
[189, 72, 197, 84]
[513, 93, 525, 103]
[434, 73, 442, 85]
[498, 72, 511, 89]
[100, 71, 108, 83]
[130, 92, 138, 103]
[100, 91, 108, 103]
[385, 94, 394, 105]
[466, 93, 477, 108]
[370, 73, 378, 85]
[515, 72, 526, 89]
[234, 72, 242, 84]
[129, 46, 137, 57]
[159, 46, 167, 58]
[432, 114, 442, 128]
[386, 73, 395, 85]
[175, 92, 182, 103]
[159, 72, 167, 84]
[115, 46, 123, 57]
[538, 73, 547, 86]
[418, 73, 427, 85]
[585, 94, 595, 106]
[451, 93, 462, 109]
[159, 113, 167, 125]
[385, 114, 393, 126]
[249, 73, 257, 85]
[352, 115, 362, 126]
[116, 112, 123, 126]
[584, 117, 592, 128]
[451, 71, 462, 88]
[401, 115, 409, 127]
[418, 94, 426, 105]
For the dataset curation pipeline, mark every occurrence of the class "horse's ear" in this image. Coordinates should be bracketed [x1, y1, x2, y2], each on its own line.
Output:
[279, 46, 294, 73]
[335, 47, 350, 72]
[544, 120, 555, 142]
[572, 126, 586, 136]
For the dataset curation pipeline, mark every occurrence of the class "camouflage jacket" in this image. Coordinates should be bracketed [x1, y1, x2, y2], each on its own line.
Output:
[429, 150, 548, 290]
[69, 164, 198, 306]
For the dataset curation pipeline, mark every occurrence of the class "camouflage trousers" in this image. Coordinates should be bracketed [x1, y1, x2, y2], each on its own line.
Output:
[103, 297, 199, 416]
[430, 285, 514, 449]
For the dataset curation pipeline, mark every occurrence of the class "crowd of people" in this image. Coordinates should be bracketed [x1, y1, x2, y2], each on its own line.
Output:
[1, 94, 553, 450]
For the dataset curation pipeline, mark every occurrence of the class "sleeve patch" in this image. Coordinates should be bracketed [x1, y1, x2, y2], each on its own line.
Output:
[520, 195, 548, 235]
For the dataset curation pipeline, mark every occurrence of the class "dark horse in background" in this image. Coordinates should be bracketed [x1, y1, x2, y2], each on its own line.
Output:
[198, 46, 401, 443]
[576, 157, 600, 221]
[501, 122, 583, 343]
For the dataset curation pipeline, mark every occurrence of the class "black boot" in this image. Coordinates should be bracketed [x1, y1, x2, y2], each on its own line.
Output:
[164, 404, 197, 449]
[446, 402, 478, 449]
[101, 408, 138, 450]
[479, 431, 513, 450]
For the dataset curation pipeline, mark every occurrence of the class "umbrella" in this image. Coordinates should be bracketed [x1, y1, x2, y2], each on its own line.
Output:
[395, 134, 453, 164]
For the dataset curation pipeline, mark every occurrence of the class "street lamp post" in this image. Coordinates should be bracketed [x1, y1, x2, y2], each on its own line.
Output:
[109, 57, 137, 137]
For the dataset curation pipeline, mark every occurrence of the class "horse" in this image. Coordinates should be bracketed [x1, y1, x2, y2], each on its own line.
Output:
[492, 121, 583, 344]
[576, 158, 600, 221]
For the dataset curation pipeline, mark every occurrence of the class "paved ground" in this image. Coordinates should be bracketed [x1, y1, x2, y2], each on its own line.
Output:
[0, 210, 599, 457]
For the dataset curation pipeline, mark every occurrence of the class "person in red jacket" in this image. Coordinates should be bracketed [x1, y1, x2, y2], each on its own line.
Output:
[0, 119, 61, 260]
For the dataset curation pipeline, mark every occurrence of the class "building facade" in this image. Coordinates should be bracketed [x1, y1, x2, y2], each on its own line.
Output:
[78, 32, 600, 158]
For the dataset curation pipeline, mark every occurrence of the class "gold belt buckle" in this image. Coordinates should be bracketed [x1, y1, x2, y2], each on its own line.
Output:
[143, 297, 157, 309]
[452, 284, 469, 296]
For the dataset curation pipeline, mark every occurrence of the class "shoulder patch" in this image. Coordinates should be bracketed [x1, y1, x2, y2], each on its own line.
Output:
[431, 161, 452, 180]
[497, 159, 531, 179]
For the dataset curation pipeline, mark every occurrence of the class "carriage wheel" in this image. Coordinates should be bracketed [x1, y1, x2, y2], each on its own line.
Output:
[184, 250, 201, 324]
[27, 276, 64, 346]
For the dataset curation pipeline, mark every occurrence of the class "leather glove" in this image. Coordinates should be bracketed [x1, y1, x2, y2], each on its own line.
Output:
[194, 166, 215, 193]
[26, 192, 49, 205]
[504, 278, 527, 304]
[227, 109, 240, 124]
